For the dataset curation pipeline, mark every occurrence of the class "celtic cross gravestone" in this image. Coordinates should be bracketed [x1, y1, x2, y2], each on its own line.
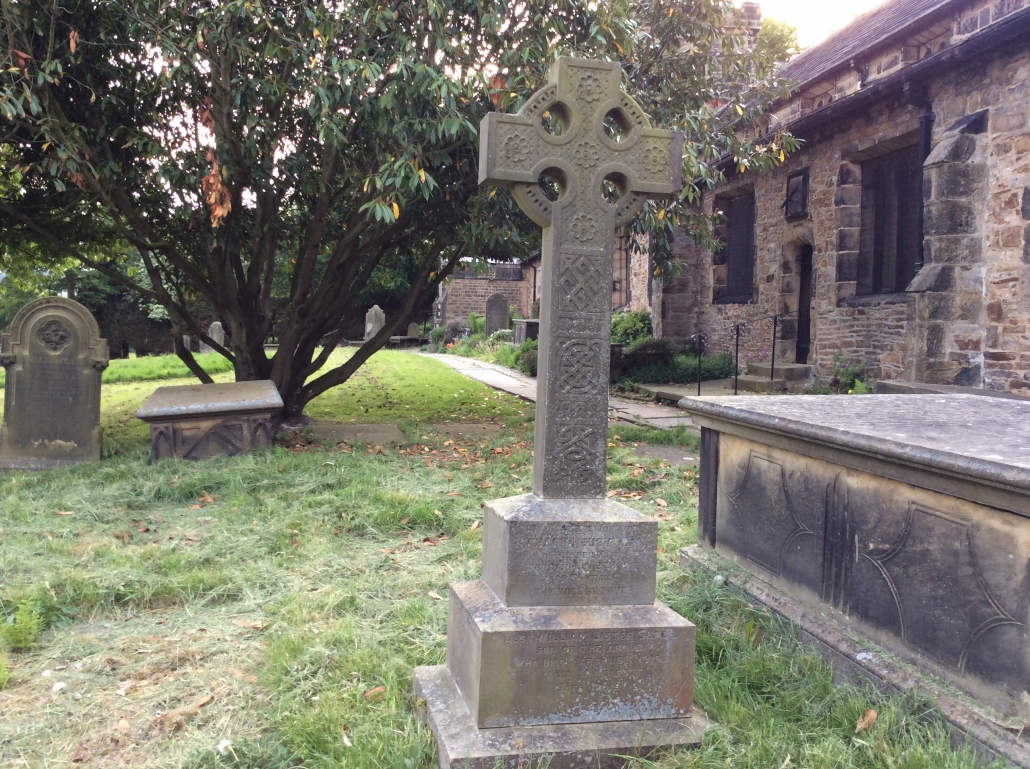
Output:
[415, 58, 707, 769]
[481, 58, 683, 498]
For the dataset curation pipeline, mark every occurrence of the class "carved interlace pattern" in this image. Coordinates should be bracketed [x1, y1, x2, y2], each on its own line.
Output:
[38, 320, 71, 353]
[644, 143, 670, 174]
[568, 213, 597, 243]
[559, 340, 603, 394]
[503, 132, 532, 164]
[573, 141, 600, 168]
[558, 255, 607, 311]
[576, 72, 604, 104]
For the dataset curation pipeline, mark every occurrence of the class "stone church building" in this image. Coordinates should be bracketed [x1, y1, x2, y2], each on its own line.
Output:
[661, 0, 1030, 392]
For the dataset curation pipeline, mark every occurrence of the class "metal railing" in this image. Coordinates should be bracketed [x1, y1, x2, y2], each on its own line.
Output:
[689, 309, 799, 396]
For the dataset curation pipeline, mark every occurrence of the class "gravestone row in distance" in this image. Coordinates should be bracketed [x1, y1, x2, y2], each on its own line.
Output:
[414, 57, 706, 769]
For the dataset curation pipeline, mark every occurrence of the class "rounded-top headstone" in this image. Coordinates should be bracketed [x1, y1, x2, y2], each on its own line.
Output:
[485, 294, 510, 336]
[0, 297, 109, 467]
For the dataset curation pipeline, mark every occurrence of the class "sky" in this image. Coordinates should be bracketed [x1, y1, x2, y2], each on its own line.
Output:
[754, 0, 890, 49]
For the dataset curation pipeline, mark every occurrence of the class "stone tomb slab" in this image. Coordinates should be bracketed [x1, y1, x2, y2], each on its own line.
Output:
[680, 393, 1030, 716]
[414, 664, 709, 769]
[445, 580, 695, 729]
[136, 380, 283, 462]
[481, 494, 657, 607]
[0, 297, 108, 469]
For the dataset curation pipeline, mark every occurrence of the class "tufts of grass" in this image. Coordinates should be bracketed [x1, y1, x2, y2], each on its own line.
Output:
[0, 352, 234, 389]
[609, 423, 700, 450]
[0, 651, 9, 690]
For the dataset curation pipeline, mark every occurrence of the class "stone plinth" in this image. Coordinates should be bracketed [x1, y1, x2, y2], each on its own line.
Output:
[446, 580, 694, 728]
[414, 666, 710, 769]
[481, 495, 657, 607]
[136, 380, 283, 462]
[0, 297, 108, 469]
[680, 393, 1030, 716]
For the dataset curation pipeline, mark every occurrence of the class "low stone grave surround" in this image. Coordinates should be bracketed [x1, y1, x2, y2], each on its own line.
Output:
[0, 297, 109, 469]
[135, 380, 283, 462]
[413, 57, 709, 769]
[678, 393, 1030, 720]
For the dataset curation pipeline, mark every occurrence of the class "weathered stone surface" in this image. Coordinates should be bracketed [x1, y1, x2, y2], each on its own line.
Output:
[479, 57, 682, 499]
[0, 297, 108, 468]
[136, 380, 283, 462]
[682, 395, 1030, 715]
[481, 494, 657, 607]
[414, 665, 709, 769]
[407, 322, 421, 338]
[485, 293, 510, 336]
[513, 318, 540, 345]
[364, 305, 385, 341]
[445, 580, 695, 728]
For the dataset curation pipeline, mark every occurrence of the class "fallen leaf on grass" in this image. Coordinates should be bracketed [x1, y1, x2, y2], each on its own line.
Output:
[423, 537, 439, 546]
[54, 510, 74, 516]
[605, 490, 619, 498]
[189, 504, 203, 510]
[428, 591, 444, 601]
[363, 685, 387, 701]
[855, 708, 877, 733]
[342, 729, 353, 747]
[115, 716, 131, 733]
[655, 498, 668, 507]
[653, 512, 674, 521]
[198, 493, 215, 503]
[230, 668, 258, 683]
[194, 694, 215, 709]
[72, 745, 88, 763]
[232, 620, 263, 630]
[470, 521, 480, 532]
[631, 468, 644, 477]
[477, 481, 493, 489]
[398, 517, 411, 525]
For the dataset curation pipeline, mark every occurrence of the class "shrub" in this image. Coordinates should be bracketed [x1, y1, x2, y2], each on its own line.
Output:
[490, 329, 514, 343]
[429, 326, 446, 347]
[619, 352, 735, 385]
[611, 310, 652, 345]
[830, 352, 866, 393]
[1, 600, 43, 652]
[849, 379, 873, 394]
[514, 339, 538, 376]
[468, 312, 485, 335]
[623, 336, 679, 370]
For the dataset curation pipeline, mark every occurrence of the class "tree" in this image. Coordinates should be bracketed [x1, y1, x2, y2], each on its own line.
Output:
[757, 18, 802, 65]
[1, 0, 795, 416]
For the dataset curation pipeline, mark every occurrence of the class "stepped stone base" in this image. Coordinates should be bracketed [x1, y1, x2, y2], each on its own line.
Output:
[414, 665, 710, 769]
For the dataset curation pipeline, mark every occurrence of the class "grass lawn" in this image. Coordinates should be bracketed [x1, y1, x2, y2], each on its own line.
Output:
[0, 351, 996, 769]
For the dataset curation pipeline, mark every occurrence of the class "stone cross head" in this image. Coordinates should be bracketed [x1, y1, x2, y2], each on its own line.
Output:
[480, 57, 683, 498]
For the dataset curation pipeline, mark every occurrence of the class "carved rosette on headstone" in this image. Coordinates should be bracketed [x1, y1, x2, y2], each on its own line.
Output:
[0, 297, 109, 468]
[414, 58, 707, 769]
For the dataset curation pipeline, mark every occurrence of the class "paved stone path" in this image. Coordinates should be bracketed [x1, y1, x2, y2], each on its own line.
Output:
[425, 354, 700, 431]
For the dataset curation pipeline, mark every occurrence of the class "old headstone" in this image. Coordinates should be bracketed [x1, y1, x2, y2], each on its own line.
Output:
[484, 293, 510, 336]
[135, 380, 283, 462]
[414, 58, 705, 768]
[364, 305, 386, 341]
[199, 322, 225, 354]
[407, 322, 421, 339]
[0, 297, 109, 468]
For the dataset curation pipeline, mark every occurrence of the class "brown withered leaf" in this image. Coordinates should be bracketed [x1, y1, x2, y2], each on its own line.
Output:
[363, 685, 387, 701]
[469, 521, 479, 532]
[427, 591, 443, 601]
[201, 160, 231, 228]
[199, 493, 215, 503]
[71, 745, 88, 763]
[54, 510, 74, 516]
[233, 620, 263, 630]
[69, 30, 80, 53]
[655, 498, 668, 507]
[855, 708, 877, 733]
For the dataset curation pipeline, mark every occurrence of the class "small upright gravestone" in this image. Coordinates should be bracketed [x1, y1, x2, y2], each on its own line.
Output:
[414, 58, 704, 768]
[407, 322, 421, 339]
[0, 297, 109, 468]
[199, 322, 225, 354]
[364, 305, 386, 341]
[484, 293, 509, 336]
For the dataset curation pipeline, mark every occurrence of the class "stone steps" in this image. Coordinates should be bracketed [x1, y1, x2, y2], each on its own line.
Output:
[733, 374, 809, 394]
[747, 362, 813, 381]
